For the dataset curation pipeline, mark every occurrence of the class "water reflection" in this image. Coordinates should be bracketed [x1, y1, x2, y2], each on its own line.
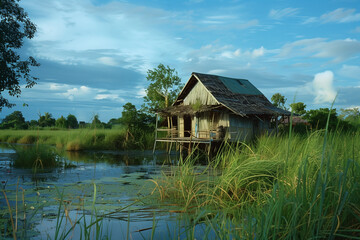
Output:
[0, 143, 194, 239]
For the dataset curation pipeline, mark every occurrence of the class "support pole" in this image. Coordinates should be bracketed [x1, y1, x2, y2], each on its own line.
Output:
[152, 113, 158, 154]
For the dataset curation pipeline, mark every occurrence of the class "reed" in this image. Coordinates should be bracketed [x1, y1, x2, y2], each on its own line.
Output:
[151, 129, 360, 239]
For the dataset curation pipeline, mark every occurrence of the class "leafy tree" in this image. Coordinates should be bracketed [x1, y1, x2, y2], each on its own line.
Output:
[66, 114, 78, 129]
[120, 102, 138, 141]
[271, 93, 287, 110]
[303, 108, 338, 130]
[29, 119, 38, 128]
[143, 64, 182, 113]
[339, 107, 360, 128]
[38, 112, 55, 127]
[0, 110, 26, 129]
[0, 0, 40, 110]
[290, 102, 306, 115]
[55, 115, 67, 128]
[91, 114, 103, 129]
[120, 103, 138, 128]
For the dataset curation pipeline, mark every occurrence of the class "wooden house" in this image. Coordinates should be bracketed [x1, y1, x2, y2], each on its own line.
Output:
[153, 72, 291, 153]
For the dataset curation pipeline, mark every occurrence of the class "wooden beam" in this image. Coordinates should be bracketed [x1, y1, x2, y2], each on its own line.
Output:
[152, 113, 158, 154]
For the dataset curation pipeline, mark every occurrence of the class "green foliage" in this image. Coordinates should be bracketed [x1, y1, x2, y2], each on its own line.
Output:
[0, 0, 40, 110]
[339, 107, 360, 128]
[289, 102, 306, 115]
[13, 145, 59, 169]
[303, 108, 353, 131]
[143, 63, 183, 113]
[271, 93, 287, 110]
[0, 129, 154, 150]
[91, 114, 104, 129]
[0, 111, 27, 129]
[38, 112, 56, 127]
[55, 115, 67, 128]
[66, 114, 78, 129]
[152, 130, 360, 239]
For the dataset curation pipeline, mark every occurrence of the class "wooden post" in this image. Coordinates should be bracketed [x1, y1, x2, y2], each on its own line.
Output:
[275, 115, 279, 135]
[152, 113, 158, 154]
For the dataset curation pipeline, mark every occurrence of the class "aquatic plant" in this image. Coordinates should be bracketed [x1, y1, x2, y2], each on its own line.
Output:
[13, 145, 59, 169]
[151, 129, 360, 239]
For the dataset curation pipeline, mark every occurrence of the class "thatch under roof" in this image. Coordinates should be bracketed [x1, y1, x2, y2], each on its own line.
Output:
[158, 104, 224, 117]
[172, 72, 291, 117]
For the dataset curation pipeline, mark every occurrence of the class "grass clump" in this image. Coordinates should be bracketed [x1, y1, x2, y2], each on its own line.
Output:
[13, 145, 59, 169]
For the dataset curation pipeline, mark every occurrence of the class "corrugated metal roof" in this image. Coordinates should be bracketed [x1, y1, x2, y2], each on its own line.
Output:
[218, 76, 262, 95]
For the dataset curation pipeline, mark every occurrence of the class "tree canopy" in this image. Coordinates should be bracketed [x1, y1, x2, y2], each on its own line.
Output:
[271, 93, 287, 110]
[0, 0, 40, 110]
[38, 112, 55, 127]
[0, 110, 26, 129]
[290, 102, 306, 115]
[66, 114, 78, 129]
[143, 63, 182, 113]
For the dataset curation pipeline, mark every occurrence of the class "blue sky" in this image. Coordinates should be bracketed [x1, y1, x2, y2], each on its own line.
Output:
[2, 0, 360, 122]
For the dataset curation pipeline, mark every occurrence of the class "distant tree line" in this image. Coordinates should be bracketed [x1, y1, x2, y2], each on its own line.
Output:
[271, 93, 360, 132]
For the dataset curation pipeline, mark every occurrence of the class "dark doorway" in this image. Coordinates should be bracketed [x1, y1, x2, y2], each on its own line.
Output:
[184, 115, 192, 137]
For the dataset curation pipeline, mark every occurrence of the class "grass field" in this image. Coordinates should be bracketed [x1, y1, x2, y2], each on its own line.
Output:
[0, 128, 154, 151]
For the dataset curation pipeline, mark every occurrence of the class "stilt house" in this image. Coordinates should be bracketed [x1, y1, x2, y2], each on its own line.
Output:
[153, 72, 291, 152]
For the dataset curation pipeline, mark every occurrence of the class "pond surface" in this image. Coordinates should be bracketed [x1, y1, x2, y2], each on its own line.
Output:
[0, 143, 212, 239]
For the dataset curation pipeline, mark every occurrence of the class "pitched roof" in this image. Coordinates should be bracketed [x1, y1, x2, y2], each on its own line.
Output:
[174, 72, 291, 116]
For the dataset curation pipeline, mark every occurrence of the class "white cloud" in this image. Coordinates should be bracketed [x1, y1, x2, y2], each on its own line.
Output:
[94, 94, 122, 101]
[304, 8, 360, 24]
[320, 8, 360, 23]
[252, 46, 265, 58]
[63, 86, 90, 101]
[98, 57, 118, 66]
[208, 69, 226, 75]
[269, 8, 299, 20]
[23, 0, 190, 73]
[312, 71, 337, 104]
[278, 38, 360, 63]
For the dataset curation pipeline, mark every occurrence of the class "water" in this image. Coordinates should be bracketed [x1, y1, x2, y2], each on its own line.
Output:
[0, 143, 213, 239]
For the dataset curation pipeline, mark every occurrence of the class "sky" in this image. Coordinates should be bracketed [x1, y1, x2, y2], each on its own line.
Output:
[2, 0, 360, 122]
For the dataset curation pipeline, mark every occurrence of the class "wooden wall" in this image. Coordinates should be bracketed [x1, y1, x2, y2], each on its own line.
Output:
[183, 81, 218, 105]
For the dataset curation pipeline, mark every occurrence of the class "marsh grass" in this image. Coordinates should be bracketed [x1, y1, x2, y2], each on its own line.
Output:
[12, 144, 59, 170]
[151, 129, 360, 239]
[0, 128, 155, 151]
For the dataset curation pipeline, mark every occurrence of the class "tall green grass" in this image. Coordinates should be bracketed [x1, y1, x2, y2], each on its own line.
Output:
[13, 144, 59, 169]
[151, 130, 360, 239]
[0, 128, 155, 151]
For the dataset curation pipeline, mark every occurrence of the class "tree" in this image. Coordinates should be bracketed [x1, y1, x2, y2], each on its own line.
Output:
[339, 107, 360, 128]
[66, 114, 78, 128]
[271, 93, 287, 110]
[120, 102, 138, 141]
[38, 112, 55, 127]
[0, 110, 26, 129]
[91, 114, 103, 129]
[303, 108, 338, 130]
[143, 64, 182, 113]
[55, 115, 67, 128]
[290, 102, 306, 115]
[0, 0, 40, 110]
